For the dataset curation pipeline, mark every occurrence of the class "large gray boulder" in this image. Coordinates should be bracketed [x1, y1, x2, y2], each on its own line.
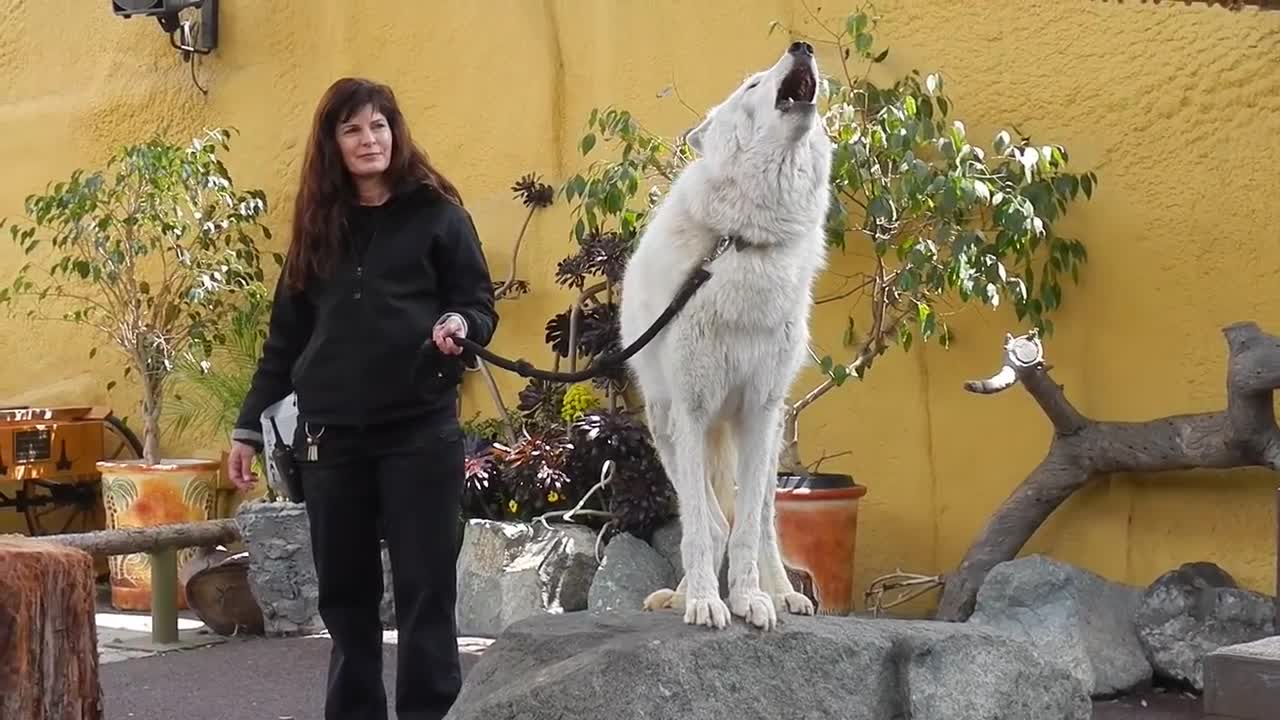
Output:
[1133, 561, 1276, 690]
[444, 610, 1091, 720]
[454, 519, 600, 637]
[968, 554, 1152, 697]
[237, 501, 323, 636]
[236, 501, 397, 636]
[650, 519, 683, 577]
[588, 532, 676, 612]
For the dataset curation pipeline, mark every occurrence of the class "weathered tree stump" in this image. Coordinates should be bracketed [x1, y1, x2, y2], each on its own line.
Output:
[0, 538, 102, 720]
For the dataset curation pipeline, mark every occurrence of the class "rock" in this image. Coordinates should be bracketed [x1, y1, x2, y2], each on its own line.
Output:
[646, 519, 820, 609]
[588, 532, 676, 611]
[650, 519, 682, 577]
[444, 610, 1090, 720]
[236, 501, 397, 636]
[454, 519, 600, 637]
[1133, 561, 1277, 690]
[968, 554, 1152, 697]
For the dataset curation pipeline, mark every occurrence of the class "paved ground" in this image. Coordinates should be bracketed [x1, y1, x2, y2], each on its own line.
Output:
[1092, 689, 1203, 720]
[100, 633, 490, 719]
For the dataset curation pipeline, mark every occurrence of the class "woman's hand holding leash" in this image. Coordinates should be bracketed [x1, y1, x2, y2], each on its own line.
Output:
[432, 313, 467, 355]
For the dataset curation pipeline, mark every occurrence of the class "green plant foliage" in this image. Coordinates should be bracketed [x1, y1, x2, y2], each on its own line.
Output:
[551, 8, 1099, 473]
[165, 291, 271, 442]
[566, 11, 1095, 372]
[0, 127, 273, 464]
[568, 408, 677, 542]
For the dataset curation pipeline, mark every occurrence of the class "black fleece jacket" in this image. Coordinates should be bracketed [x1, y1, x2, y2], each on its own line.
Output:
[232, 183, 498, 448]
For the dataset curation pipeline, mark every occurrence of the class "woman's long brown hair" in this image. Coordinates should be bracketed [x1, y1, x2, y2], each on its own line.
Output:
[284, 77, 464, 291]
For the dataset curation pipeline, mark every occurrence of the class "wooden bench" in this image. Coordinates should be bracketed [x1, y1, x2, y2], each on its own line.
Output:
[23, 518, 241, 644]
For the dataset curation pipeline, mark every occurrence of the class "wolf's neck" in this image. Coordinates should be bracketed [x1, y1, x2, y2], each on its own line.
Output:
[691, 143, 830, 248]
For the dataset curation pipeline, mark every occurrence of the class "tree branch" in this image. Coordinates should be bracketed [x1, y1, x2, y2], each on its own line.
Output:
[494, 205, 537, 301]
[567, 282, 607, 374]
[935, 321, 1280, 622]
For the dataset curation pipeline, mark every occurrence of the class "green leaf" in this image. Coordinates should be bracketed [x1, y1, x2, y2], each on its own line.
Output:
[993, 130, 1011, 155]
[855, 32, 873, 54]
[917, 302, 931, 326]
[580, 133, 596, 155]
[831, 364, 851, 386]
[847, 12, 869, 36]
[973, 180, 991, 205]
[872, 48, 889, 63]
[842, 317, 858, 347]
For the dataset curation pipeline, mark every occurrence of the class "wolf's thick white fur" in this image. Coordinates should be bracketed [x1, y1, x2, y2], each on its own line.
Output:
[618, 43, 833, 630]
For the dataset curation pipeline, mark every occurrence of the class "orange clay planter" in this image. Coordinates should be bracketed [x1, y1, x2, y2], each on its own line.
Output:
[96, 458, 223, 611]
[775, 472, 867, 616]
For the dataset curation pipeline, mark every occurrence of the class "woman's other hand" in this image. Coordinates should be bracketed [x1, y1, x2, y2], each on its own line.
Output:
[228, 440, 260, 491]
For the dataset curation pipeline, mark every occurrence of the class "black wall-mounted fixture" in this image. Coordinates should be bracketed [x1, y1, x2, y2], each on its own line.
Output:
[112, 0, 219, 57]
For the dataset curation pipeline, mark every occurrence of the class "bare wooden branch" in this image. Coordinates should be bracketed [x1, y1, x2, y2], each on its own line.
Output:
[22, 519, 240, 557]
[475, 359, 519, 445]
[494, 205, 537, 301]
[936, 322, 1280, 622]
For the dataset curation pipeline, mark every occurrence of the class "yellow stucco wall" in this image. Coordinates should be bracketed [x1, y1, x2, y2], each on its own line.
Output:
[1, 1, 1277, 611]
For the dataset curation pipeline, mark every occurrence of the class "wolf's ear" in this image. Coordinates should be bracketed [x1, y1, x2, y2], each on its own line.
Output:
[685, 115, 712, 155]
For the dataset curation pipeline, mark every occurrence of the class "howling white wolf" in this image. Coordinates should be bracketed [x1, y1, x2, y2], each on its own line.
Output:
[617, 41, 834, 631]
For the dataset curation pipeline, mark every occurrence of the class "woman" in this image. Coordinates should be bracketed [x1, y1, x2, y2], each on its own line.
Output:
[227, 77, 498, 720]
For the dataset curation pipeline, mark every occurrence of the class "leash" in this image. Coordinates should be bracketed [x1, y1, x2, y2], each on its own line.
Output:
[417, 234, 741, 384]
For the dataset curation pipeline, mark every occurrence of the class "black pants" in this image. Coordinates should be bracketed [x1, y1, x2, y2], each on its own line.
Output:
[297, 412, 464, 720]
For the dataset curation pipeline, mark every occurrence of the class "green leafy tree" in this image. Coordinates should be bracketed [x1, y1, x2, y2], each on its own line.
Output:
[557, 5, 1098, 473]
[0, 128, 273, 466]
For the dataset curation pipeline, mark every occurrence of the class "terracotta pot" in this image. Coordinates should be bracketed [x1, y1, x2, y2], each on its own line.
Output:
[96, 458, 222, 611]
[774, 472, 867, 616]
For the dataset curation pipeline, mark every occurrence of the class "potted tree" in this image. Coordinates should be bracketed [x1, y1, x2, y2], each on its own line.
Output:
[764, 8, 1097, 614]
[546, 7, 1098, 614]
[1, 127, 272, 610]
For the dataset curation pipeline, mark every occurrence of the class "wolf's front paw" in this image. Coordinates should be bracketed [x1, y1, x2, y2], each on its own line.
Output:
[684, 594, 732, 629]
[730, 589, 778, 630]
[774, 591, 815, 616]
[642, 588, 683, 611]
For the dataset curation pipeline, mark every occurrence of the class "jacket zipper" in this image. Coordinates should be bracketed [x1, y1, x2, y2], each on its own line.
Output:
[354, 229, 376, 300]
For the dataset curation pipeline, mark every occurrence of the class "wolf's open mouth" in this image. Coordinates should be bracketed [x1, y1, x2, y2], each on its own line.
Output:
[776, 62, 817, 112]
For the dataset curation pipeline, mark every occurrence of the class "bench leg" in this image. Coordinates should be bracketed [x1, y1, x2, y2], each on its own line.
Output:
[149, 547, 179, 644]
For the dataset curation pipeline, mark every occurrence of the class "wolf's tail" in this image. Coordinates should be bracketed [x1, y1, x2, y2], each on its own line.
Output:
[707, 418, 737, 530]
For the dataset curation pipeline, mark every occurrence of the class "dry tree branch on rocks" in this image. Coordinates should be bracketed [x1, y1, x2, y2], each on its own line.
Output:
[934, 322, 1280, 622]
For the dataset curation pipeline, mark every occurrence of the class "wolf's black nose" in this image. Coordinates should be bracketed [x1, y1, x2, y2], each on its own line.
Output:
[788, 41, 813, 56]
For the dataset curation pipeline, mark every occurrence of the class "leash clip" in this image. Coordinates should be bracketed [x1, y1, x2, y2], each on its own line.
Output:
[703, 234, 737, 266]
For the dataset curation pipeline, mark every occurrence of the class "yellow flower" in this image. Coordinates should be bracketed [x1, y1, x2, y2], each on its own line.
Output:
[508, 499, 518, 513]
[560, 383, 601, 422]
[547, 490, 560, 503]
